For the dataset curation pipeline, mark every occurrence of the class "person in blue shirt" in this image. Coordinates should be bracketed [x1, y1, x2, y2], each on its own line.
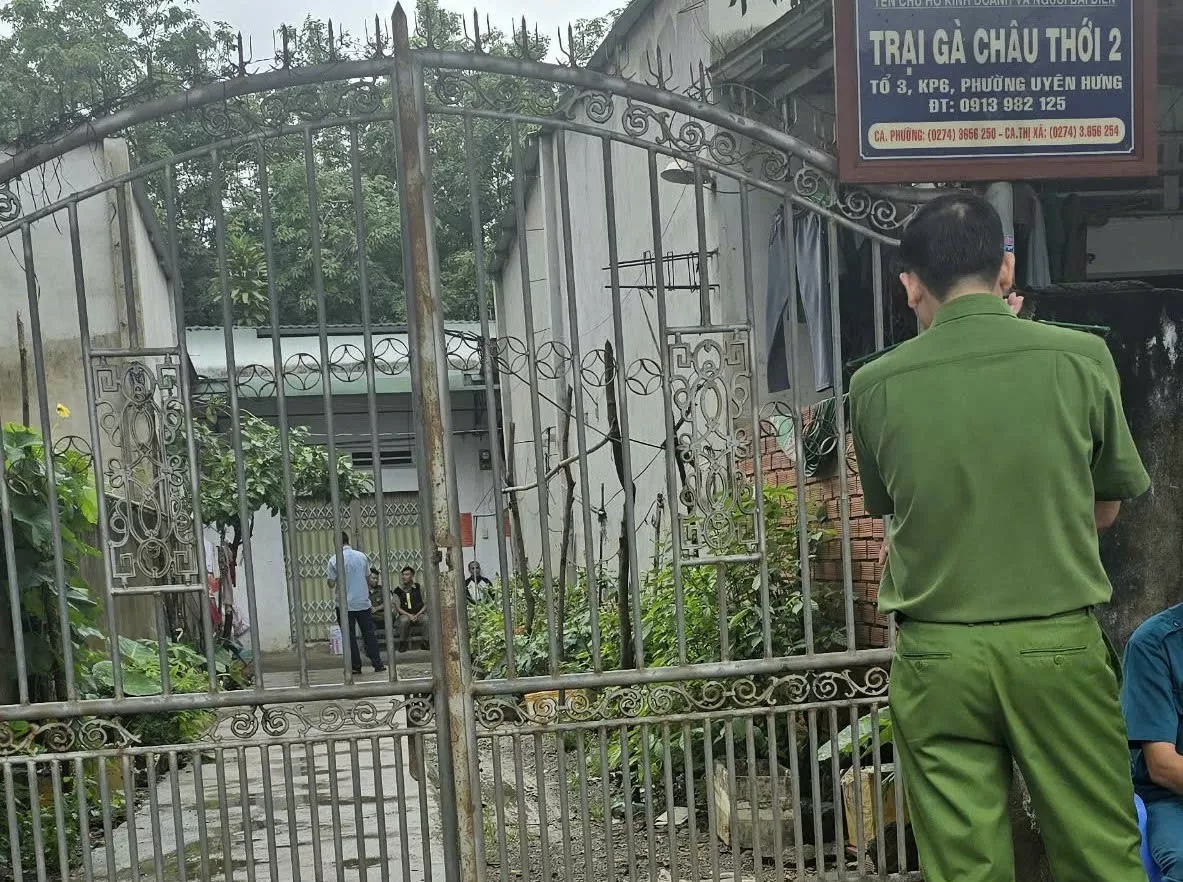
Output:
[327, 532, 386, 675]
[1121, 603, 1183, 880]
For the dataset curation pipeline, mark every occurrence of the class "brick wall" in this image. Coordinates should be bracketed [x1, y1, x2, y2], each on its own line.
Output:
[755, 409, 891, 649]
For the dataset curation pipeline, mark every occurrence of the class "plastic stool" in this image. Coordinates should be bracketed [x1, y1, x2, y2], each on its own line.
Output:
[1136, 793, 1165, 882]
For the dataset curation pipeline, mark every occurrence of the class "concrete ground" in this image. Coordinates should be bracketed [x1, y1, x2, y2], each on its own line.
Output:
[88, 651, 442, 882]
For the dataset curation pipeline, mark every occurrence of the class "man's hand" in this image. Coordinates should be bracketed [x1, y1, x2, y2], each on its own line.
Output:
[877, 541, 889, 569]
[1006, 292, 1025, 316]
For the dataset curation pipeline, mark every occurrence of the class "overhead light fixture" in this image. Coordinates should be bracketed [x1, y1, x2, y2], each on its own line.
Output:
[661, 158, 715, 189]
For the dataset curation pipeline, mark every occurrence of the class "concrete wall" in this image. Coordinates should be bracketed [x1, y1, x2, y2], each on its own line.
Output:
[494, 0, 729, 577]
[0, 140, 175, 427]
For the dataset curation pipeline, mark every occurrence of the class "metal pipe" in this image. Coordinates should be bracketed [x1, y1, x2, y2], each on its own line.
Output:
[391, 9, 475, 881]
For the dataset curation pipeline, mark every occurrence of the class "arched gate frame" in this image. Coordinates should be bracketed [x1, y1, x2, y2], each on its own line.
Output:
[0, 6, 927, 881]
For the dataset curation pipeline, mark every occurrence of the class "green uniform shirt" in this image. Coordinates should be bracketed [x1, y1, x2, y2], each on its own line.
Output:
[849, 294, 1150, 623]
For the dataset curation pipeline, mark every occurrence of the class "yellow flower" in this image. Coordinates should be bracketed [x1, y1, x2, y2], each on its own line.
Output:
[55, 403, 70, 419]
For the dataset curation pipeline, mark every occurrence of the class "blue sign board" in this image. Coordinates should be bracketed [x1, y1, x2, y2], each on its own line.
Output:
[834, 0, 1155, 182]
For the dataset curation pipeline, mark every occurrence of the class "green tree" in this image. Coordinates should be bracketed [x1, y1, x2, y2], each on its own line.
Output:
[191, 404, 373, 562]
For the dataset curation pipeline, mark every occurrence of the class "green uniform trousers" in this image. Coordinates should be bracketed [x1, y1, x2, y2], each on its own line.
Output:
[890, 610, 1146, 881]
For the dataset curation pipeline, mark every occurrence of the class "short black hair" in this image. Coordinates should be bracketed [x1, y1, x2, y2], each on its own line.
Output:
[341, 531, 350, 546]
[402, 566, 415, 575]
[897, 193, 1005, 300]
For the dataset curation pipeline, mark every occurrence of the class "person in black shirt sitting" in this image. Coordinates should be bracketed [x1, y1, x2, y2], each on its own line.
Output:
[394, 566, 426, 651]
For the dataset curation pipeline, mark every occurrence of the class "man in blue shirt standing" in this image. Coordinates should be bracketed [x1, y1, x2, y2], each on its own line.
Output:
[1121, 603, 1183, 880]
[327, 532, 386, 675]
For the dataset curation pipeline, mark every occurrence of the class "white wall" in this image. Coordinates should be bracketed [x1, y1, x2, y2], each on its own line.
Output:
[493, 0, 725, 576]
[0, 140, 175, 428]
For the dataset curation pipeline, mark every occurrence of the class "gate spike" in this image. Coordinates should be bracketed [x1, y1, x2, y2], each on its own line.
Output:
[281, 24, 291, 68]
[328, 19, 336, 60]
[236, 32, 246, 76]
[374, 14, 384, 56]
[473, 9, 482, 52]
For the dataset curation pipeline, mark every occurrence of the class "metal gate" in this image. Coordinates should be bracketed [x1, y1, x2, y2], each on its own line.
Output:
[0, 7, 922, 881]
[285, 493, 423, 641]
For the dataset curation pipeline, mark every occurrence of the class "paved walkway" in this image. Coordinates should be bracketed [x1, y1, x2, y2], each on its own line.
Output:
[91, 660, 443, 882]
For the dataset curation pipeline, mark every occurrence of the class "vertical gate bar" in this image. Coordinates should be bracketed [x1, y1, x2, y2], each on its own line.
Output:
[389, 734, 414, 882]
[119, 753, 140, 882]
[20, 223, 78, 701]
[779, 197, 816, 654]
[596, 727, 615, 878]
[348, 125, 397, 678]
[258, 744, 280, 882]
[489, 735, 511, 882]
[645, 149, 688, 665]
[155, 599, 173, 696]
[214, 748, 233, 882]
[210, 149, 267, 689]
[722, 717, 740, 882]
[553, 728, 575, 882]
[325, 742, 346, 882]
[538, 134, 566, 675]
[869, 705, 887, 879]
[828, 706, 848, 880]
[2, 763, 21, 882]
[279, 742, 303, 882]
[848, 705, 868, 872]
[532, 731, 553, 882]
[764, 711, 785, 882]
[659, 723, 680, 882]
[826, 220, 858, 650]
[574, 731, 593, 882]
[510, 734, 530, 877]
[98, 749, 118, 881]
[693, 165, 711, 326]
[787, 711, 805, 876]
[254, 141, 310, 687]
[715, 564, 729, 661]
[391, 13, 474, 881]
[871, 238, 898, 655]
[744, 719, 763, 879]
[49, 760, 70, 882]
[305, 742, 325, 882]
[701, 717, 721, 882]
[0, 409, 30, 704]
[191, 748, 212, 882]
[414, 737, 435, 882]
[368, 736, 392, 882]
[638, 722, 658, 882]
[872, 239, 886, 351]
[681, 719, 700, 882]
[145, 750, 166, 882]
[349, 740, 370, 882]
[161, 168, 218, 689]
[463, 112, 516, 677]
[300, 130, 352, 686]
[737, 184, 773, 658]
[600, 136, 645, 669]
[25, 761, 48, 882]
[74, 756, 95, 882]
[507, 121, 559, 671]
[556, 133, 605, 671]
[114, 185, 141, 349]
[617, 725, 639, 882]
[167, 751, 189, 882]
[805, 710, 824, 875]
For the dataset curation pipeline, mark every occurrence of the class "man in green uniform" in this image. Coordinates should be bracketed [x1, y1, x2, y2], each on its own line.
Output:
[849, 193, 1151, 881]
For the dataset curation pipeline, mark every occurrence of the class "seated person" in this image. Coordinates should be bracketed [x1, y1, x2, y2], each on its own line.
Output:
[1121, 602, 1183, 880]
[394, 566, 427, 651]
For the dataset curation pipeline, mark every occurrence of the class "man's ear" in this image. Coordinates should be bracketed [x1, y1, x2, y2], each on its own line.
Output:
[900, 271, 924, 310]
[999, 252, 1016, 294]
